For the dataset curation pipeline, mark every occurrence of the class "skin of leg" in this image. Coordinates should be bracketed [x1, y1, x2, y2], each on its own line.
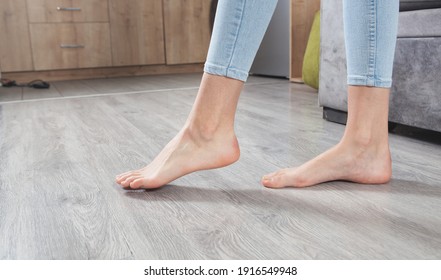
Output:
[115, 73, 243, 189]
[262, 85, 392, 188]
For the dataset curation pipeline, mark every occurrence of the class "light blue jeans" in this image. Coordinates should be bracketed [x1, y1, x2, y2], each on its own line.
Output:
[204, 0, 399, 88]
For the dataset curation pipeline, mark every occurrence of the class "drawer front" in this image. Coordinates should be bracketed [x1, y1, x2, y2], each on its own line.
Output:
[30, 23, 112, 70]
[28, 0, 109, 23]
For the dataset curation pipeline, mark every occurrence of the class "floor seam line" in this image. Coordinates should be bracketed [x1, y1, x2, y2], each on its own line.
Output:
[0, 81, 285, 105]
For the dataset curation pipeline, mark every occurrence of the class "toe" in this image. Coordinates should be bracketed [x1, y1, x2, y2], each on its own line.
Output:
[116, 172, 140, 184]
[262, 169, 293, 188]
[121, 175, 141, 187]
[116, 170, 133, 178]
[264, 175, 284, 188]
[116, 172, 132, 183]
[261, 174, 272, 186]
[262, 172, 284, 188]
[129, 178, 145, 189]
[262, 171, 277, 180]
[130, 177, 164, 189]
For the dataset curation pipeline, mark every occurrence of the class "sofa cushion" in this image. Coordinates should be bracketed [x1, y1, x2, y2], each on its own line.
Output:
[319, 0, 441, 132]
[400, 0, 441, 11]
[398, 8, 441, 37]
[302, 11, 321, 89]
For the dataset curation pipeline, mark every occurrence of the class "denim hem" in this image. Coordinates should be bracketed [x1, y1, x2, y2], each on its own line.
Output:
[347, 75, 392, 88]
[204, 62, 249, 82]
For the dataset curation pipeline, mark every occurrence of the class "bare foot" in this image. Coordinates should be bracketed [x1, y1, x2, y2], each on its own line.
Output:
[116, 127, 240, 189]
[261, 140, 392, 188]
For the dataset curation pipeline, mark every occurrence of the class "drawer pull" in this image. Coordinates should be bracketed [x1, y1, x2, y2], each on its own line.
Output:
[57, 7, 82, 11]
[60, 44, 85, 49]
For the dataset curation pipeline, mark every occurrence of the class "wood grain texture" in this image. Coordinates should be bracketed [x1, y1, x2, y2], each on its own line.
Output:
[163, 0, 211, 64]
[0, 101, 132, 259]
[109, 0, 165, 66]
[0, 75, 440, 259]
[29, 23, 112, 70]
[0, 0, 34, 72]
[290, 0, 320, 80]
[27, 0, 109, 23]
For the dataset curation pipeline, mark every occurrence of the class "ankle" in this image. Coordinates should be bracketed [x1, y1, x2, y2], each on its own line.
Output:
[180, 123, 240, 165]
[183, 122, 235, 143]
[342, 128, 389, 149]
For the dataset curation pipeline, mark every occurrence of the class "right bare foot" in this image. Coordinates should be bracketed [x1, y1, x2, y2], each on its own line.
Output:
[261, 139, 392, 188]
[115, 127, 240, 189]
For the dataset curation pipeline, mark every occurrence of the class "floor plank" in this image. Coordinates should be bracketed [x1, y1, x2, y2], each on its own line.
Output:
[0, 73, 286, 103]
[0, 86, 22, 102]
[22, 86, 62, 100]
[52, 80, 98, 97]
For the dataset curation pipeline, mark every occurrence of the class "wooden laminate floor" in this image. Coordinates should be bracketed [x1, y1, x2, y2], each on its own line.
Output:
[0, 74, 440, 259]
[0, 73, 278, 102]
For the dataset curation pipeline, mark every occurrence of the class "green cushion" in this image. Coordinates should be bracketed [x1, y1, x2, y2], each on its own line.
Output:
[302, 11, 320, 90]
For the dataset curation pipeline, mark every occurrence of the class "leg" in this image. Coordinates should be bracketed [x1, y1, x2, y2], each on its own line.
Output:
[116, 74, 242, 189]
[262, 0, 399, 188]
[263, 86, 392, 188]
[116, 0, 278, 189]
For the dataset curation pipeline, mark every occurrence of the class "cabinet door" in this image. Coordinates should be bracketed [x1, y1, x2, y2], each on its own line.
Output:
[163, 0, 211, 65]
[0, 0, 34, 72]
[27, 0, 109, 23]
[290, 0, 320, 80]
[109, 0, 165, 66]
[30, 23, 112, 70]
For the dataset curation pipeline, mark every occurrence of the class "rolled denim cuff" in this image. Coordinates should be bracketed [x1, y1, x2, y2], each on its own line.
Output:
[204, 62, 249, 82]
[347, 75, 392, 88]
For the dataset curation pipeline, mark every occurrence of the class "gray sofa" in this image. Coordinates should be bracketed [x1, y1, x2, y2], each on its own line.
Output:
[319, 0, 441, 133]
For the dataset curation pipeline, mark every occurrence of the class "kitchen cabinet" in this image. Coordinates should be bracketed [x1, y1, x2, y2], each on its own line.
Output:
[163, 0, 211, 64]
[109, 0, 165, 66]
[0, 0, 211, 81]
[0, 0, 33, 72]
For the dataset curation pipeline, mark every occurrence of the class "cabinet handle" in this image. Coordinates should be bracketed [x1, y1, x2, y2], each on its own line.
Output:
[57, 7, 82, 11]
[60, 44, 85, 49]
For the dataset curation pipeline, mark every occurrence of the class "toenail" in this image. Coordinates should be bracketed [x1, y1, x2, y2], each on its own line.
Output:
[262, 176, 272, 182]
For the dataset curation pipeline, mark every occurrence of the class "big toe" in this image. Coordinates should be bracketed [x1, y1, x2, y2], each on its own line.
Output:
[130, 177, 164, 189]
[129, 178, 146, 189]
[262, 171, 287, 189]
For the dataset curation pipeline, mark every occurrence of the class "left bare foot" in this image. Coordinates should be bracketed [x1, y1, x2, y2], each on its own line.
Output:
[115, 126, 240, 189]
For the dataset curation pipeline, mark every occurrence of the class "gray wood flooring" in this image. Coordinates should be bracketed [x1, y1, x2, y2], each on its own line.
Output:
[0, 73, 279, 102]
[0, 73, 440, 259]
